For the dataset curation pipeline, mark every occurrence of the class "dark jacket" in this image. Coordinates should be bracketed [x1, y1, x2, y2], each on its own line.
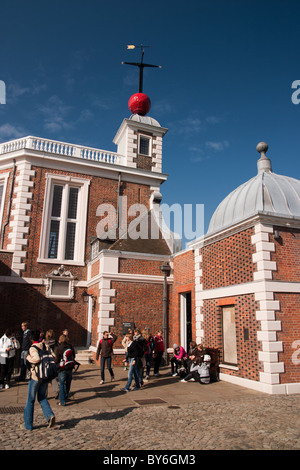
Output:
[21, 329, 31, 352]
[54, 342, 75, 371]
[96, 333, 117, 360]
[127, 340, 143, 361]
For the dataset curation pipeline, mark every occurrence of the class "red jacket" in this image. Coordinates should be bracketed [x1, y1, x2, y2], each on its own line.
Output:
[154, 335, 164, 353]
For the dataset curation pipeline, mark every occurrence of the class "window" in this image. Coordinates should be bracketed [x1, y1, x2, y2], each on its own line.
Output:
[45, 265, 75, 300]
[51, 279, 70, 296]
[39, 174, 90, 265]
[139, 135, 151, 156]
[48, 185, 79, 260]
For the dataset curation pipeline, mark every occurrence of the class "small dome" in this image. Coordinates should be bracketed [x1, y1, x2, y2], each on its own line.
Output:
[129, 114, 161, 128]
[207, 143, 300, 234]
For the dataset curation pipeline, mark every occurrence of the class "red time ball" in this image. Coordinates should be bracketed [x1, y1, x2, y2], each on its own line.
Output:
[128, 93, 151, 116]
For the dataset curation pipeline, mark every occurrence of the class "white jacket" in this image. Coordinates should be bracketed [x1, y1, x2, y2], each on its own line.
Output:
[0, 334, 20, 363]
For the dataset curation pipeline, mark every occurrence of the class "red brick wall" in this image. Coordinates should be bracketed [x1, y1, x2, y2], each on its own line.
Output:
[201, 228, 255, 289]
[271, 227, 300, 282]
[203, 294, 262, 381]
[275, 293, 300, 383]
[14, 165, 152, 279]
[110, 280, 165, 349]
[119, 258, 162, 275]
[0, 251, 13, 275]
[171, 250, 195, 346]
[0, 281, 88, 345]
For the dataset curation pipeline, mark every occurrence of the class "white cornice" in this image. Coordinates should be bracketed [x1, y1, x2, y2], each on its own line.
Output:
[188, 212, 300, 250]
[0, 149, 168, 186]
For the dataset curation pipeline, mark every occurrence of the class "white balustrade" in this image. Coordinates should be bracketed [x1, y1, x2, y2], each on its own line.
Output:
[0, 136, 122, 166]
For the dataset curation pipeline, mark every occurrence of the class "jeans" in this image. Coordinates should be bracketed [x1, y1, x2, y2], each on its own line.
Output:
[145, 353, 152, 376]
[171, 357, 181, 374]
[0, 357, 15, 385]
[100, 356, 114, 381]
[20, 350, 29, 380]
[124, 358, 140, 390]
[58, 369, 73, 405]
[24, 379, 54, 430]
[154, 351, 163, 374]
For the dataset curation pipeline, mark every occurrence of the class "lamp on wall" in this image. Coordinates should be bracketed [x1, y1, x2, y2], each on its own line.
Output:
[82, 290, 90, 302]
[82, 290, 97, 303]
[160, 261, 171, 364]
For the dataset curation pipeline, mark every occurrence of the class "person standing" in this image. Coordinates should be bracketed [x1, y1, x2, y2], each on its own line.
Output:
[153, 330, 165, 376]
[133, 328, 147, 386]
[120, 334, 141, 392]
[96, 331, 117, 384]
[44, 329, 59, 398]
[18, 321, 31, 381]
[144, 331, 154, 380]
[0, 329, 20, 389]
[54, 334, 75, 406]
[23, 330, 55, 431]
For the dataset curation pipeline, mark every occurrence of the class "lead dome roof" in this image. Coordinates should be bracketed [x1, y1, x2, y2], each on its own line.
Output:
[207, 142, 300, 234]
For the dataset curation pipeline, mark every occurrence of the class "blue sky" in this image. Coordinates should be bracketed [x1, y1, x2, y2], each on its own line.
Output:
[1, 0, 300, 247]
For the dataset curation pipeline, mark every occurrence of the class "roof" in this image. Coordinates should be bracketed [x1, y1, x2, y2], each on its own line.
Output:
[207, 142, 300, 234]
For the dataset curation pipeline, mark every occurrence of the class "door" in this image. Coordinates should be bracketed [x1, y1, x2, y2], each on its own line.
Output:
[180, 292, 192, 351]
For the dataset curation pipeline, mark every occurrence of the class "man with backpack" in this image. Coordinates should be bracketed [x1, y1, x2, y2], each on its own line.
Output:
[133, 328, 148, 386]
[54, 334, 75, 406]
[22, 330, 56, 431]
[96, 331, 117, 384]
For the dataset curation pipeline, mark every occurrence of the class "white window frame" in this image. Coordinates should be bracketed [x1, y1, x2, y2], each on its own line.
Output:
[138, 134, 152, 156]
[0, 172, 10, 239]
[38, 174, 90, 265]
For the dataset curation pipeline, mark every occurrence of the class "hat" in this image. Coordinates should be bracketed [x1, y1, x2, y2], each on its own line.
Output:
[173, 344, 179, 349]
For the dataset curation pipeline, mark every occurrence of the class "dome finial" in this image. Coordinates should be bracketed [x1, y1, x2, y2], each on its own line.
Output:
[256, 141, 272, 173]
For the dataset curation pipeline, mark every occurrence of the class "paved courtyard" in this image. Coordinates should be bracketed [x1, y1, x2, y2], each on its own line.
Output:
[0, 365, 299, 452]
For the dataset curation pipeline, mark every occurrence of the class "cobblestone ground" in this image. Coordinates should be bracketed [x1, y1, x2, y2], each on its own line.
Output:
[1, 395, 299, 451]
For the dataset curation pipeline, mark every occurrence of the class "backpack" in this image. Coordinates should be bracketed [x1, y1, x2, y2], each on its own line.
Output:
[32, 344, 58, 383]
[59, 347, 75, 370]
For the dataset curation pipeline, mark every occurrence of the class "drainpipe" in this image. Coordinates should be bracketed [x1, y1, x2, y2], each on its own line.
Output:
[1, 159, 16, 249]
[116, 172, 122, 232]
[160, 261, 171, 364]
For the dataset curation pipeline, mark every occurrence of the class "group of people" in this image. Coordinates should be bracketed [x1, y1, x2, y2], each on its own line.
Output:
[0, 322, 77, 431]
[1, 321, 212, 431]
[95, 328, 165, 392]
[170, 341, 212, 384]
[120, 328, 165, 392]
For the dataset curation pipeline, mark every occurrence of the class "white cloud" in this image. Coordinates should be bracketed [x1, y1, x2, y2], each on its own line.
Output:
[206, 116, 221, 124]
[0, 123, 25, 141]
[205, 140, 229, 151]
[38, 95, 74, 133]
[172, 117, 203, 135]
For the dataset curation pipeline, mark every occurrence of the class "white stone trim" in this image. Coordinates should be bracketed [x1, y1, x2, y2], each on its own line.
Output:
[251, 223, 288, 389]
[7, 162, 35, 275]
[219, 372, 300, 394]
[194, 248, 204, 344]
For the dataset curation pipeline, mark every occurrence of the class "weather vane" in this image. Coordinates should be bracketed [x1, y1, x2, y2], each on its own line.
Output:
[122, 45, 162, 93]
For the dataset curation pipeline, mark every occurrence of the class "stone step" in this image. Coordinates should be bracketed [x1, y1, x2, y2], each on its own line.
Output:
[75, 348, 94, 365]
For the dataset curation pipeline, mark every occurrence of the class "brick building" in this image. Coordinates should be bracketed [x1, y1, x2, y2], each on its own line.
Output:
[0, 108, 299, 394]
[0, 113, 178, 360]
[172, 142, 300, 394]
